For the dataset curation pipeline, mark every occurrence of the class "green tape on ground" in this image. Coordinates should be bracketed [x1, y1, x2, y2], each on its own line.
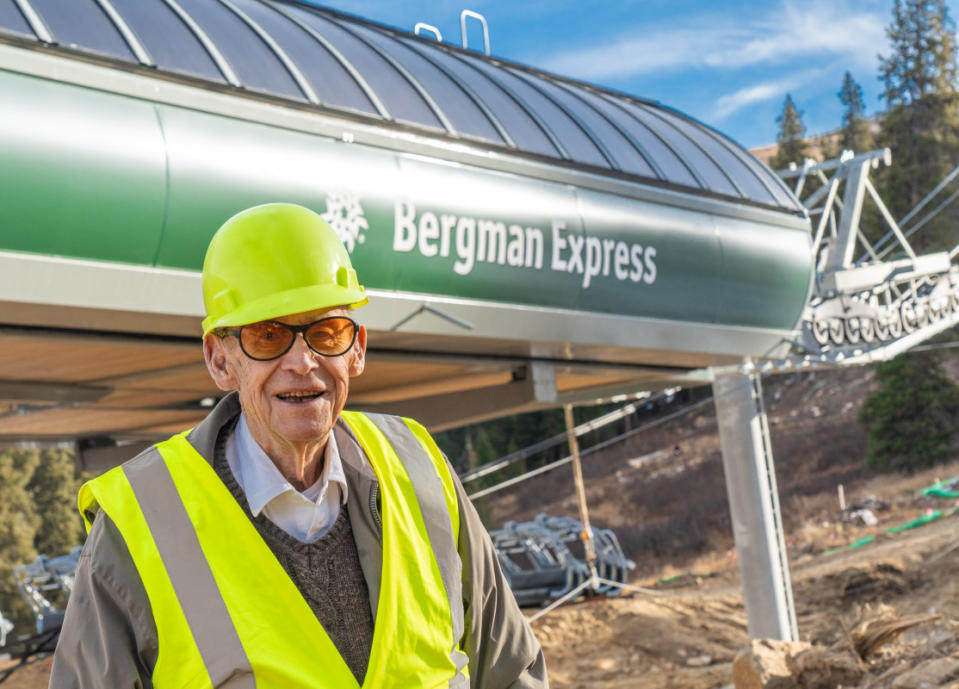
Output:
[656, 571, 690, 585]
[920, 480, 959, 499]
[886, 510, 942, 533]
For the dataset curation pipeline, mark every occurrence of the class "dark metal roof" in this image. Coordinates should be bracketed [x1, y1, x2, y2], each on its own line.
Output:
[0, 0, 803, 213]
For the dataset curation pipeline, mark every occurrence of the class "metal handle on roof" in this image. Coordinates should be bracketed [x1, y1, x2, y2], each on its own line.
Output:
[414, 22, 443, 42]
[460, 10, 490, 55]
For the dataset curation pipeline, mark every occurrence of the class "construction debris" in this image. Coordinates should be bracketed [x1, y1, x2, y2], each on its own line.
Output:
[850, 603, 942, 659]
[13, 547, 82, 635]
[732, 639, 865, 689]
[0, 611, 12, 647]
[730, 602, 947, 689]
[787, 645, 864, 689]
[491, 515, 634, 607]
[732, 639, 811, 689]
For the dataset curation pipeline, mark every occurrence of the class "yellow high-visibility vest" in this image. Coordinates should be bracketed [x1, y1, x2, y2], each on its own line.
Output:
[78, 411, 468, 688]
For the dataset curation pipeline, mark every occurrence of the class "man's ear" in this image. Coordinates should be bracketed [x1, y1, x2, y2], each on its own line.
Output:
[349, 325, 367, 378]
[203, 335, 239, 392]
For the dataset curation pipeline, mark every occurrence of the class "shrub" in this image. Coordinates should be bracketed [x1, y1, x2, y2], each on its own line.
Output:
[859, 352, 959, 472]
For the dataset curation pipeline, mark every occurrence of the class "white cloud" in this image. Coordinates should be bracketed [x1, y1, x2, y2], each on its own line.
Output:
[710, 66, 834, 121]
[536, 0, 886, 82]
[713, 81, 784, 119]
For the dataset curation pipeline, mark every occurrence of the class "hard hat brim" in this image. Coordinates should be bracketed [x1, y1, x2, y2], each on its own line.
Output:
[202, 284, 368, 336]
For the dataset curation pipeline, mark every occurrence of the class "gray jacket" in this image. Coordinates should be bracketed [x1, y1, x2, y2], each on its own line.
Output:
[49, 395, 547, 688]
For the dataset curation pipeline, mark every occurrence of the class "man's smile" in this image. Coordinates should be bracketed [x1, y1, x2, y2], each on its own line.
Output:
[275, 389, 327, 404]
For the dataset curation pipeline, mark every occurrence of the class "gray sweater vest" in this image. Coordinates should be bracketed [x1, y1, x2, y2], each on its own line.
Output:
[213, 429, 375, 683]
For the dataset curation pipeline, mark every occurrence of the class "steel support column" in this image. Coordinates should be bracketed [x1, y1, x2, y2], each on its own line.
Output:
[712, 370, 798, 640]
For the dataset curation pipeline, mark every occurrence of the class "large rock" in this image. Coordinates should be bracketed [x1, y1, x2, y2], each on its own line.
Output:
[733, 639, 811, 689]
[733, 639, 865, 689]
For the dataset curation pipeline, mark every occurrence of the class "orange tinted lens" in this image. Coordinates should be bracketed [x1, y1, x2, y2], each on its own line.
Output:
[240, 321, 293, 359]
[305, 317, 355, 355]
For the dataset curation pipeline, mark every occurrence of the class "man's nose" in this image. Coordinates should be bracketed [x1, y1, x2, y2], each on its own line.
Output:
[281, 333, 319, 373]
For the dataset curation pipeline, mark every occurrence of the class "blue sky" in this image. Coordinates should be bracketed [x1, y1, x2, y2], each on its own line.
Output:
[311, 0, 959, 150]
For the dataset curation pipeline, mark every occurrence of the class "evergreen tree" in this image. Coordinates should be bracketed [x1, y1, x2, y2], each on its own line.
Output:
[0, 448, 86, 633]
[473, 428, 498, 471]
[859, 352, 959, 472]
[771, 94, 809, 170]
[818, 134, 841, 162]
[838, 72, 875, 153]
[28, 449, 85, 557]
[0, 450, 40, 631]
[878, 0, 959, 251]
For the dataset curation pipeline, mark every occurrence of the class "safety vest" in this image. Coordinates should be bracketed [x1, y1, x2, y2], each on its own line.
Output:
[78, 411, 469, 689]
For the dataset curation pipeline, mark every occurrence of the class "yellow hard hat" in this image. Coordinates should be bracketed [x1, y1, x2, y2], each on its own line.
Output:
[201, 203, 367, 336]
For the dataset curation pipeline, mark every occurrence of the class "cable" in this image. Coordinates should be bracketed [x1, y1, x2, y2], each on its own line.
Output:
[467, 398, 713, 500]
[461, 388, 678, 484]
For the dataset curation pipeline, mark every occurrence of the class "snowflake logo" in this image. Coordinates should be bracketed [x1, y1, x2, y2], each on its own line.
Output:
[321, 192, 368, 253]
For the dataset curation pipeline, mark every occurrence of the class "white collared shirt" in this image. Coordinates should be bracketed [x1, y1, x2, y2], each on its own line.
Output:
[225, 414, 348, 543]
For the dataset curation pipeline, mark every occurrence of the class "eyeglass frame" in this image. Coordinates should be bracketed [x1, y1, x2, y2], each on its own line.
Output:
[215, 316, 359, 361]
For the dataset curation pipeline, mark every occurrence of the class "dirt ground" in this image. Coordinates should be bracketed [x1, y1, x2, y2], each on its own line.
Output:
[491, 367, 959, 688]
[534, 464, 959, 689]
[4, 368, 959, 688]
[7, 477, 955, 689]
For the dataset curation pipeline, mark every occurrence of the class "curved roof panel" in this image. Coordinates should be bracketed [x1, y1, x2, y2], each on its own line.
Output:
[0, 0, 803, 213]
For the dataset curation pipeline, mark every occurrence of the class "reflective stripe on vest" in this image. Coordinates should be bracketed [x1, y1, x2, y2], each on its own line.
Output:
[78, 412, 467, 689]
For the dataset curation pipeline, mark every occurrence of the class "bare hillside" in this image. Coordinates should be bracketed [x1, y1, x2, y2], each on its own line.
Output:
[479, 366, 877, 577]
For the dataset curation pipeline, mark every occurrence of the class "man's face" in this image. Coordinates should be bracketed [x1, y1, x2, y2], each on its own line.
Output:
[203, 307, 367, 455]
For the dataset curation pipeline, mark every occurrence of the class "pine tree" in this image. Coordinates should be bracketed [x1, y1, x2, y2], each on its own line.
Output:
[771, 95, 809, 170]
[0, 450, 41, 631]
[880, 0, 958, 104]
[473, 428, 497, 470]
[859, 352, 959, 471]
[838, 72, 875, 154]
[0, 448, 86, 633]
[878, 0, 959, 251]
[28, 449, 85, 557]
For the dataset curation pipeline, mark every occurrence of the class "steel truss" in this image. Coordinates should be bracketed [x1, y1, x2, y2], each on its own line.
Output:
[778, 149, 959, 365]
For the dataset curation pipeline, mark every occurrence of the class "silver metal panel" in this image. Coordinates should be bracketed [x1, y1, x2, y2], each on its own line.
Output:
[552, 81, 663, 180]
[683, 116, 797, 209]
[160, 0, 241, 86]
[0, 2, 801, 214]
[821, 253, 952, 293]
[215, 0, 317, 103]
[637, 103, 742, 197]
[352, 25, 502, 143]
[508, 68, 618, 169]
[92, 0, 153, 66]
[644, 107, 748, 198]
[0, 250, 795, 362]
[597, 92, 704, 189]
[266, 0, 388, 118]
[452, 53, 570, 160]
[712, 370, 797, 641]
[826, 160, 868, 271]
[334, 21, 453, 133]
[10, 0, 53, 42]
[0, 43, 808, 228]
[400, 36, 514, 147]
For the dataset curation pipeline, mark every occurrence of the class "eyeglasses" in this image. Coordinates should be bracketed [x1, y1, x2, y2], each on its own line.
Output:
[218, 316, 358, 361]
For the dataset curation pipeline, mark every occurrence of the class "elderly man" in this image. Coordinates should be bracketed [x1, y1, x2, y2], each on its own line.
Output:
[50, 204, 547, 688]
